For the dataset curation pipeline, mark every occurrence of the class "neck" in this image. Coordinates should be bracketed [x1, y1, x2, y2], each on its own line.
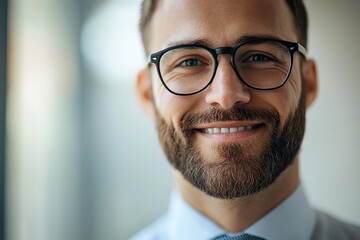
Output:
[174, 157, 300, 233]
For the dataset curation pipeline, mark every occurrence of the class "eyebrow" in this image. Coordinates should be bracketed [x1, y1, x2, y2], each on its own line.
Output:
[164, 34, 284, 49]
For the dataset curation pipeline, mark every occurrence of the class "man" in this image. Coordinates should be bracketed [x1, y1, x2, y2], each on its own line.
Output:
[133, 0, 360, 239]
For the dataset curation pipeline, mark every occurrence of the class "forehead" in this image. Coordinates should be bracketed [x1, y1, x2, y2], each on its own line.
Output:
[149, 0, 297, 51]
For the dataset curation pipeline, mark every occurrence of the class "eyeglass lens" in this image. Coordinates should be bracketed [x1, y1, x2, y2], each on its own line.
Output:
[159, 41, 292, 94]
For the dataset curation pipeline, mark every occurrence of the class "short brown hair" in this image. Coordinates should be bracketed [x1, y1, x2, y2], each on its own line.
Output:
[139, 0, 308, 54]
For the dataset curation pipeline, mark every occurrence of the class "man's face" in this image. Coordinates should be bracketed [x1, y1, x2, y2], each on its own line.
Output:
[145, 0, 309, 199]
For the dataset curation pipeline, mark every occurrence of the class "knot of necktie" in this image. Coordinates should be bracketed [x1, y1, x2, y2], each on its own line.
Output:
[213, 233, 266, 240]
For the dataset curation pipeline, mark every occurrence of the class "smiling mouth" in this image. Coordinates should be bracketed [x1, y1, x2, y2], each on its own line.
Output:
[198, 124, 265, 134]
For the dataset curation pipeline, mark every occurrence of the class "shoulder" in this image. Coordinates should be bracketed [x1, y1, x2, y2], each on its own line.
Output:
[129, 215, 169, 240]
[311, 210, 360, 240]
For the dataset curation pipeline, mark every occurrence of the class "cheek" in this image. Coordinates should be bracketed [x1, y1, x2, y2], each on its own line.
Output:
[151, 72, 200, 129]
[286, 66, 303, 109]
[276, 78, 302, 126]
[255, 75, 302, 128]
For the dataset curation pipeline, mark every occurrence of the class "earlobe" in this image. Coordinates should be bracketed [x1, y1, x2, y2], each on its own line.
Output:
[135, 68, 155, 119]
[302, 59, 318, 108]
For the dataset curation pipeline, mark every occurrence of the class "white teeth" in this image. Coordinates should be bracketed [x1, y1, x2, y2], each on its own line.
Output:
[238, 126, 245, 131]
[230, 127, 238, 133]
[204, 128, 213, 134]
[221, 128, 230, 133]
[245, 126, 253, 131]
[202, 125, 256, 134]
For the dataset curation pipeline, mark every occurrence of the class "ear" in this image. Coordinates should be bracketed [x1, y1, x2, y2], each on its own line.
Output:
[135, 68, 155, 119]
[302, 59, 318, 108]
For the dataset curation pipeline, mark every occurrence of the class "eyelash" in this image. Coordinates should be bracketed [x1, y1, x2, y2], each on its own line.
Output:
[180, 59, 201, 67]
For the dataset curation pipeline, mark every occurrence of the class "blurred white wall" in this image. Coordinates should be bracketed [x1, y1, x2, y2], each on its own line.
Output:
[7, 0, 82, 240]
[302, 0, 360, 225]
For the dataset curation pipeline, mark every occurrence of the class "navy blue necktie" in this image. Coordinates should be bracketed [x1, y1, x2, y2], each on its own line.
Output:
[213, 233, 266, 240]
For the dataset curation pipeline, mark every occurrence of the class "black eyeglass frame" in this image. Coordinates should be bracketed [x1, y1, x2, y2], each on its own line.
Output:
[149, 38, 307, 96]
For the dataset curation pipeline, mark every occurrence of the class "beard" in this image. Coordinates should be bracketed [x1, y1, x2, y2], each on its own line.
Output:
[155, 92, 306, 199]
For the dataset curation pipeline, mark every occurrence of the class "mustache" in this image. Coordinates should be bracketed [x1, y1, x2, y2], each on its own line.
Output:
[180, 106, 280, 131]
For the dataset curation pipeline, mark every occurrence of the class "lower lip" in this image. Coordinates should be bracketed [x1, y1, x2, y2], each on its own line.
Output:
[196, 125, 266, 141]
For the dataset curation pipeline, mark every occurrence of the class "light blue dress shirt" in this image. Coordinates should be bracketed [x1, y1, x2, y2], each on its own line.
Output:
[131, 185, 316, 240]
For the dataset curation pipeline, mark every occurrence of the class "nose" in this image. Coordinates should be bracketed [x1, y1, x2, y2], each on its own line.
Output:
[205, 56, 251, 109]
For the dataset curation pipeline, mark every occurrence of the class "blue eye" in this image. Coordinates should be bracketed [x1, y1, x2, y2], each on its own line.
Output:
[181, 59, 200, 67]
[247, 54, 270, 62]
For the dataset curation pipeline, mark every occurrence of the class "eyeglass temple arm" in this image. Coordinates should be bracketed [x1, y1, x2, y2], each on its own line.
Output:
[297, 43, 307, 58]
[146, 55, 156, 67]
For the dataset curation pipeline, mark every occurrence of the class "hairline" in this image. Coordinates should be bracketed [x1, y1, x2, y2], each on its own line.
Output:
[139, 0, 307, 55]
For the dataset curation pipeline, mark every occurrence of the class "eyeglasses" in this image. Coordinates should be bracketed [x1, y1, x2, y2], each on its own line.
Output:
[149, 38, 307, 96]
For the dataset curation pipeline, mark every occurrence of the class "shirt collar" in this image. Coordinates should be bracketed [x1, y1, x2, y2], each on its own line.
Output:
[167, 190, 224, 240]
[166, 185, 316, 240]
[244, 185, 316, 240]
